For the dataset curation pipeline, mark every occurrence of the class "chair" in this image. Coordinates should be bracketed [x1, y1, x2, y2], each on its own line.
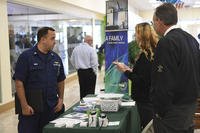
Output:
[193, 98, 200, 129]
[141, 119, 154, 133]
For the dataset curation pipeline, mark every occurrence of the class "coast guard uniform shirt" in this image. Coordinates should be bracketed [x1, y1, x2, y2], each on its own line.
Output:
[13, 45, 66, 108]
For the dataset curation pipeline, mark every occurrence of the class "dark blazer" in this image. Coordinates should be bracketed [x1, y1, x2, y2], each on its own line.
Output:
[151, 28, 200, 117]
[125, 52, 152, 103]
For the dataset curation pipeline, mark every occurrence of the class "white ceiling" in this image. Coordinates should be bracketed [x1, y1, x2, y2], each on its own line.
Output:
[129, 0, 200, 11]
[7, 0, 200, 18]
[7, 2, 58, 16]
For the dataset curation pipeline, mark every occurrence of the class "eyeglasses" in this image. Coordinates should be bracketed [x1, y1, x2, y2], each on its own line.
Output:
[150, 21, 154, 26]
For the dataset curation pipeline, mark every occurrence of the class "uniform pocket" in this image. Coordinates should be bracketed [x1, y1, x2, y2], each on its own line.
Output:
[52, 62, 61, 77]
[28, 64, 44, 82]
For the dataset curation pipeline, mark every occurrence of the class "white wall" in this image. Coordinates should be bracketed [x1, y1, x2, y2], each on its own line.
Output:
[8, 0, 105, 20]
[139, 7, 200, 39]
[61, 0, 106, 14]
[128, 5, 143, 30]
[139, 7, 200, 22]
[0, 0, 12, 104]
[128, 3, 143, 42]
[180, 22, 200, 40]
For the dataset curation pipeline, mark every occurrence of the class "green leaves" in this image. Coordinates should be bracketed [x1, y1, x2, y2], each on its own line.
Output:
[128, 40, 140, 66]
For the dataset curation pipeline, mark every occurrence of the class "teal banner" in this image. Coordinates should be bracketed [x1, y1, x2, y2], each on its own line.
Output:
[105, 30, 128, 94]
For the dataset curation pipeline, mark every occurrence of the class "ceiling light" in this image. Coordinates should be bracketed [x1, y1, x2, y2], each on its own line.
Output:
[149, 0, 157, 3]
[195, 1, 200, 4]
[192, 5, 200, 8]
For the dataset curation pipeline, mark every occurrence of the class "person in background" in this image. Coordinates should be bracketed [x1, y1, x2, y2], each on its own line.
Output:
[113, 22, 159, 129]
[151, 3, 200, 133]
[70, 35, 98, 99]
[13, 27, 66, 133]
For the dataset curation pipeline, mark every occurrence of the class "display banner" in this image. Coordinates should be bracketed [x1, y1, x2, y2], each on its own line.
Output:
[105, 30, 128, 93]
[106, 0, 128, 30]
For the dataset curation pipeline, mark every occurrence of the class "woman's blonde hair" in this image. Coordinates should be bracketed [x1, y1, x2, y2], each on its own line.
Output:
[135, 22, 159, 60]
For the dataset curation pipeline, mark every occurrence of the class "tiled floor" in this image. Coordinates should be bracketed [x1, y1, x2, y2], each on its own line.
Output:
[0, 70, 200, 133]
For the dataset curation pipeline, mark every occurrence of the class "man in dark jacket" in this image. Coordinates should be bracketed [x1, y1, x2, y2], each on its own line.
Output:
[151, 3, 200, 133]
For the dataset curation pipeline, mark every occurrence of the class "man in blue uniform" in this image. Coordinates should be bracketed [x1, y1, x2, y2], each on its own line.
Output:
[151, 3, 200, 133]
[13, 27, 66, 133]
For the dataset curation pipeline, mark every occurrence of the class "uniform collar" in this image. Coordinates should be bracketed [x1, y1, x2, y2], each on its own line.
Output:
[32, 45, 54, 56]
[32, 45, 55, 61]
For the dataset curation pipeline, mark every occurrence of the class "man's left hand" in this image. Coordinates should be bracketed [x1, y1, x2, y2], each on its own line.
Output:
[54, 98, 63, 113]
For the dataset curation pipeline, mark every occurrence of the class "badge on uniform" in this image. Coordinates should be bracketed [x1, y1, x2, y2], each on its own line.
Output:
[33, 63, 39, 66]
[53, 61, 60, 66]
[53, 61, 61, 76]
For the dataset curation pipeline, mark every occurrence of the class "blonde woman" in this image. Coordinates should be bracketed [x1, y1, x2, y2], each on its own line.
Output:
[114, 22, 159, 129]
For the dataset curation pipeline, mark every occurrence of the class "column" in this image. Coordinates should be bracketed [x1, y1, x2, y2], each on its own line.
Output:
[0, 0, 12, 104]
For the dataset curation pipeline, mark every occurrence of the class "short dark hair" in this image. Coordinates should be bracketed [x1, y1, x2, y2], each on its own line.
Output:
[198, 33, 200, 39]
[155, 3, 177, 26]
[37, 27, 55, 42]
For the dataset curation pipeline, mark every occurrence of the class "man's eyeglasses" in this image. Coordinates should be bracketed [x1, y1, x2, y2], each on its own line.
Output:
[150, 21, 154, 26]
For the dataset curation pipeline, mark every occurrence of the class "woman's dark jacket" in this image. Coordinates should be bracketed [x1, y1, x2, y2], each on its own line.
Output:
[124, 52, 152, 103]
